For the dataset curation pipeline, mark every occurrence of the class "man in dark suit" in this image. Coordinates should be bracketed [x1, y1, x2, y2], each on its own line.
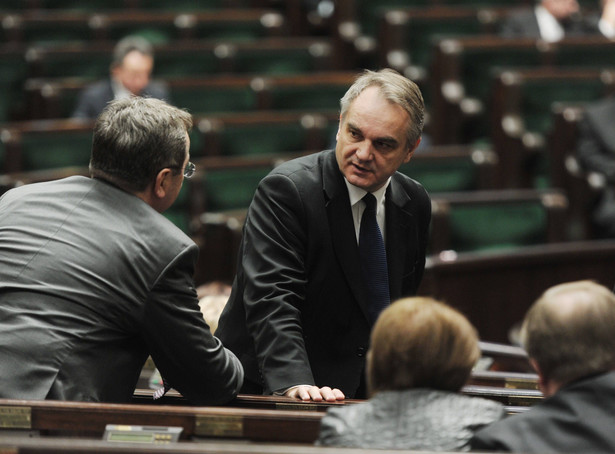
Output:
[576, 95, 615, 237]
[0, 97, 243, 404]
[215, 69, 431, 402]
[471, 280, 615, 453]
[72, 35, 169, 119]
[499, 0, 610, 42]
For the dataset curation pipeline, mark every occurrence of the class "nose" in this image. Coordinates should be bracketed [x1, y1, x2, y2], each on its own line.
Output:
[355, 142, 373, 162]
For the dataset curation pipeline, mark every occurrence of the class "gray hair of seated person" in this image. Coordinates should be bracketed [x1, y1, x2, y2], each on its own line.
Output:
[339, 68, 424, 149]
[111, 35, 154, 69]
[367, 296, 480, 397]
[520, 280, 615, 386]
[90, 97, 192, 193]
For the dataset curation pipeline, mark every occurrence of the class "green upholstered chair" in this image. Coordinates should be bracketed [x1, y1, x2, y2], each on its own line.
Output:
[429, 189, 568, 254]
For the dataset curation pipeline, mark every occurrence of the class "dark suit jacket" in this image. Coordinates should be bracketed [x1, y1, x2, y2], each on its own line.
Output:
[215, 150, 431, 397]
[577, 96, 615, 183]
[0, 176, 243, 404]
[71, 78, 170, 119]
[471, 371, 615, 453]
[576, 96, 615, 236]
[499, 8, 599, 39]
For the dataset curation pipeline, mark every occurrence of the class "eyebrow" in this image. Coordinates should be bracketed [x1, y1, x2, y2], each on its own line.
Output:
[347, 122, 400, 148]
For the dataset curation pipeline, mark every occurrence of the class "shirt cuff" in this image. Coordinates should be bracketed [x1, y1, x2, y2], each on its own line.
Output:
[273, 384, 310, 396]
[599, 18, 615, 39]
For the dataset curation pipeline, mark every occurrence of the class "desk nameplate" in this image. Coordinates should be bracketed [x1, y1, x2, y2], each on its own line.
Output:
[0, 407, 31, 429]
[195, 415, 243, 437]
[275, 403, 319, 411]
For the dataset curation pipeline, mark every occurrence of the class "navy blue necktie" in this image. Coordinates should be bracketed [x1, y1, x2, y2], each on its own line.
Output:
[359, 193, 390, 324]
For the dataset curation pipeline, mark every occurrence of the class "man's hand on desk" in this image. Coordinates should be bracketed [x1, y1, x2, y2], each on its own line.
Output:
[285, 385, 345, 402]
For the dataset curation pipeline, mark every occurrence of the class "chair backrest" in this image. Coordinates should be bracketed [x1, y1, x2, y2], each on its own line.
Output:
[193, 111, 337, 158]
[25, 37, 339, 80]
[376, 5, 510, 70]
[1, 9, 286, 45]
[398, 144, 499, 193]
[490, 67, 615, 188]
[429, 188, 569, 254]
[0, 44, 29, 121]
[0, 119, 94, 173]
[23, 71, 355, 120]
[430, 35, 615, 145]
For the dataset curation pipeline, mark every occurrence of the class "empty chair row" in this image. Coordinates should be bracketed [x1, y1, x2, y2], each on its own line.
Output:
[0, 0, 263, 11]
[0, 9, 287, 45]
[24, 71, 357, 120]
[0, 112, 338, 173]
[0, 37, 342, 121]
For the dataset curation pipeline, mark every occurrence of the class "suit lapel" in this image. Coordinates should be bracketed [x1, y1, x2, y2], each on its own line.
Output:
[385, 176, 414, 301]
[322, 152, 371, 320]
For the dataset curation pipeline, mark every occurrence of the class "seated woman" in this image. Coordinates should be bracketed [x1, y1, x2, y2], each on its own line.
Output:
[316, 296, 504, 451]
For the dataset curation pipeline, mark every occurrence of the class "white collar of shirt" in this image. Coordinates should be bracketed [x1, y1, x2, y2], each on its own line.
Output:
[345, 177, 391, 244]
[111, 77, 133, 100]
[535, 5, 565, 42]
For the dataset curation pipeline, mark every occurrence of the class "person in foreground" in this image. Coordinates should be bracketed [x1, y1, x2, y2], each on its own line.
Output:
[317, 297, 504, 451]
[215, 68, 431, 401]
[72, 35, 170, 119]
[471, 280, 615, 453]
[0, 97, 243, 404]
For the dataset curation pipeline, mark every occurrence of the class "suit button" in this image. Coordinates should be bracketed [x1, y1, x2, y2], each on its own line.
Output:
[356, 347, 367, 357]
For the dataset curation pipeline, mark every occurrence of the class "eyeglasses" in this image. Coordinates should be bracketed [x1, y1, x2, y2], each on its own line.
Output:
[183, 161, 196, 179]
[166, 161, 196, 179]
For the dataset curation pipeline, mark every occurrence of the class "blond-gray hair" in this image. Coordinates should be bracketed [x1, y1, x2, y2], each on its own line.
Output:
[339, 68, 424, 148]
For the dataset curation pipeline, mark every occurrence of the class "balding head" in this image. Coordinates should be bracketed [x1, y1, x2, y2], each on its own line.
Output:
[521, 280, 615, 389]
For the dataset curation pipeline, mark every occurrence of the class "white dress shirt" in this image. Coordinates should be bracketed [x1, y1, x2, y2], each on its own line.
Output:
[345, 178, 390, 245]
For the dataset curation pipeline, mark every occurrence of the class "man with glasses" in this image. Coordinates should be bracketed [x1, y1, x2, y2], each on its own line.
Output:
[0, 97, 243, 404]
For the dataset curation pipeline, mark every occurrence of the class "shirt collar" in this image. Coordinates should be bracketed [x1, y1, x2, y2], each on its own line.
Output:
[345, 177, 391, 209]
[111, 77, 133, 100]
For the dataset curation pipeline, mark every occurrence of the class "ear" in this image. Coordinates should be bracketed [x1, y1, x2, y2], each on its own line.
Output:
[403, 137, 421, 164]
[530, 359, 551, 396]
[153, 168, 173, 200]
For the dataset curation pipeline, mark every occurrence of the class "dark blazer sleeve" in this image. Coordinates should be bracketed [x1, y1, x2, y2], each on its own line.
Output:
[145, 80, 171, 104]
[71, 81, 114, 119]
[237, 171, 316, 393]
[577, 99, 615, 184]
[409, 183, 431, 295]
[141, 244, 244, 405]
[499, 10, 541, 38]
[470, 431, 512, 452]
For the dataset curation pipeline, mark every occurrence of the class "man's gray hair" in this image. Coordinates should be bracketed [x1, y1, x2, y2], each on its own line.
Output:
[339, 68, 424, 148]
[111, 35, 154, 69]
[90, 97, 192, 193]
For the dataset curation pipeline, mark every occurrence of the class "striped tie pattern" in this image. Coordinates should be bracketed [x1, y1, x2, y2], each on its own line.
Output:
[359, 193, 390, 324]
